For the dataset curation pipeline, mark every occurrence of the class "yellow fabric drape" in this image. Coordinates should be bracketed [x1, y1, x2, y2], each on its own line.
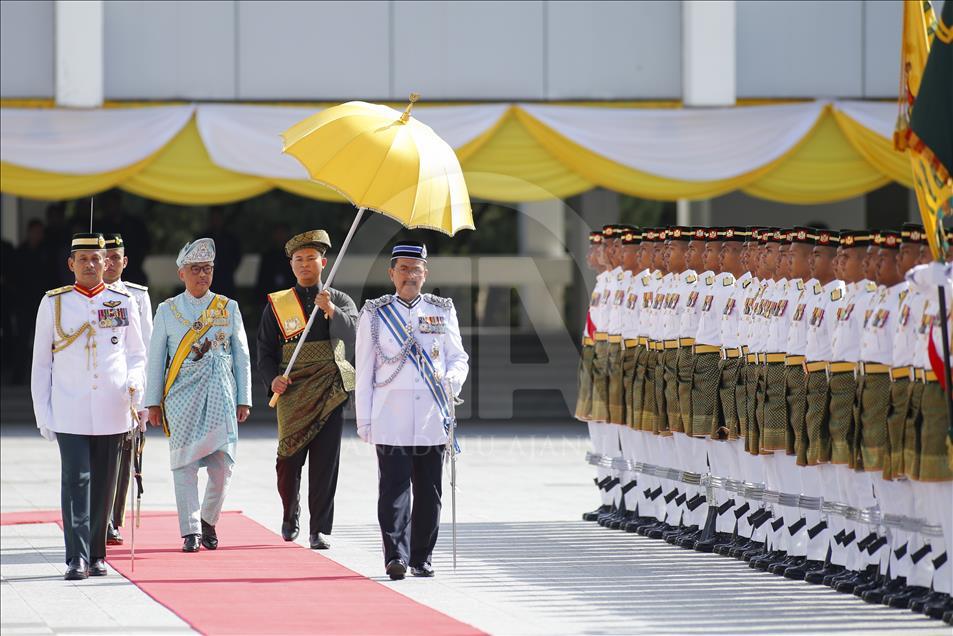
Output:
[122, 120, 271, 205]
[831, 108, 915, 189]
[743, 109, 891, 204]
[0, 103, 920, 205]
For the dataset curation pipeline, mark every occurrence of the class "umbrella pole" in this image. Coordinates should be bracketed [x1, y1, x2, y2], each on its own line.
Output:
[269, 208, 366, 408]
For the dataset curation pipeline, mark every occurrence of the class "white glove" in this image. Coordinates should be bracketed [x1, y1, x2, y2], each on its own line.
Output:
[357, 425, 371, 443]
[137, 410, 148, 432]
[38, 427, 56, 442]
[907, 262, 952, 289]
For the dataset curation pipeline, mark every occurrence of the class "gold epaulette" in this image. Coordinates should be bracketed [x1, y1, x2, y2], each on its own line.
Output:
[45, 285, 72, 297]
[106, 283, 131, 297]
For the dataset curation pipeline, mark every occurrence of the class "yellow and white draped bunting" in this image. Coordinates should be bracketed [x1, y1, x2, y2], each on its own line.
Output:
[0, 100, 912, 205]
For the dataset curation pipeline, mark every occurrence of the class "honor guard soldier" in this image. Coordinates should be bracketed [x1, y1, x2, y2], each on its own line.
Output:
[101, 233, 153, 546]
[258, 230, 358, 550]
[905, 252, 953, 620]
[617, 229, 645, 527]
[31, 233, 147, 580]
[579, 231, 611, 521]
[145, 239, 253, 553]
[354, 241, 469, 580]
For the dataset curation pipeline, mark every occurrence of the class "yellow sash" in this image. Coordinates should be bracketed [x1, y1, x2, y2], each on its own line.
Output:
[160, 294, 228, 436]
[267, 288, 307, 340]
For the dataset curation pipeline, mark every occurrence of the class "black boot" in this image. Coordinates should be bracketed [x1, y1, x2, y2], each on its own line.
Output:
[182, 534, 201, 552]
[281, 500, 300, 541]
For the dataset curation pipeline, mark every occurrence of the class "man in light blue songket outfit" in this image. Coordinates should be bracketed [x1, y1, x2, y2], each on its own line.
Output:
[145, 238, 252, 552]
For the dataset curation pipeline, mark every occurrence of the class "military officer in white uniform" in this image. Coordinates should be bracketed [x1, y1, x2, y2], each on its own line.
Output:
[101, 233, 153, 545]
[31, 233, 147, 580]
[355, 241, 469, 581]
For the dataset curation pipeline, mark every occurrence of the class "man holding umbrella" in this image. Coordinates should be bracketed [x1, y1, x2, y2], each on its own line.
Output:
[257, 230, 358, 550]
[354, 241, 469, 580]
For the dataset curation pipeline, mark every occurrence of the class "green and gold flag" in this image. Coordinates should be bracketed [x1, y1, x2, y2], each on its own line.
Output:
[896, 0, 952, 259]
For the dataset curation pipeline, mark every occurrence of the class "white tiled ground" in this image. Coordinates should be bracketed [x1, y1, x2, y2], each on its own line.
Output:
[2, 422, 949, 635]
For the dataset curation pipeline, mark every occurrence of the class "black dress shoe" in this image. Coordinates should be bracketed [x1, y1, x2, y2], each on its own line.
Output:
[182, 534, 201, 552]
[582, 504, 611, 522]
[909, 591, 949, 614]
[386, 559, 407, 580]
[106, 524, 123, 546]
[201, 520, 218, 550]
[927, 599, 953, 620]
[410, 563, 435, 577]
[281, 504, 300, 541]
[884, 585, 930, 609]
[309, 532, 330, 550]
[64, 557, 88, 581]
[859, 578, 903, 601]
[623, 516, 655, 533]
[783, 559, 824, 581]
[805, 564, 843, 584]
[88, 558, 108, 577]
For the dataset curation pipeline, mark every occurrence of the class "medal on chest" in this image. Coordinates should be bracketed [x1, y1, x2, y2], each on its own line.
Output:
[776, 299, 789, 317]
[702, 295, 713, 312]
[431, 340, 440, 360]
[723, 298, 736, 316]
[810, 307, 825, 327]
[419, 315, 446, 334]
[626, 293, 637, 309]
[98, 308, 129, 329]
[687, 291, 699, 308]
[793, 304, 806, 322]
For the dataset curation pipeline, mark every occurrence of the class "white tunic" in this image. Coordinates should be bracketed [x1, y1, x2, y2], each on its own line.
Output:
[354, 293, 469, 447]
[31, 283, 147, 439]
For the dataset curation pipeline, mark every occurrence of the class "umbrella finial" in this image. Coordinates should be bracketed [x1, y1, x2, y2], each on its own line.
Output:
[400, 93, 420, 123]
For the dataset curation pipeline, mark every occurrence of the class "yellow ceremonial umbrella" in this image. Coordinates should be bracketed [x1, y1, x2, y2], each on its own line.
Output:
[269, 94, 474, 406]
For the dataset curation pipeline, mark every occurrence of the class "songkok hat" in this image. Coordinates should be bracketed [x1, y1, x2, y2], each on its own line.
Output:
[103, 233, 124, 250]
[791, 227, 816, 245]
[721, 227, 747, 243]
[874, 230, 901, 250]
[901, 223, 927, 245]
[691, 228, 708, 242]
[71, 233, 106, 251]
[391, 240, 427, 261]
[285, 229, 332, 257]
[176, 238, 216, 268]
[814, 229, 839, 247]
[838, 230, 872, 248]
[669, 226, 693, 241]
[589, 230, 604, 244]
[621, 229, 642, 245]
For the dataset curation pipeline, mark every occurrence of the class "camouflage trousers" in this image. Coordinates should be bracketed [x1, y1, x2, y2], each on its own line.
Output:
[759, 362, 788, 453]
[608, 343, 626, 425]
[590, 341, 610, 422]
[827, 371, 857, 465]
[884, 378, 913, 480]
[785, 365, 808, 464]
[574, 343, 595, 421]
[804, 370, 831, 466]
[690, 352, 720, 438]
[855, 373, 890, 472]
[917, 381, 953, 482]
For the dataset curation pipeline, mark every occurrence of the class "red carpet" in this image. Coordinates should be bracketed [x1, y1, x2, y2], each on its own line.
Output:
[5, 509, 484, 636]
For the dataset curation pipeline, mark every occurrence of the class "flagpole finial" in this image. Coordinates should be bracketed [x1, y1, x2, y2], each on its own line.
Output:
[400, 93, 420, 123]
[89, 197, 94, 233]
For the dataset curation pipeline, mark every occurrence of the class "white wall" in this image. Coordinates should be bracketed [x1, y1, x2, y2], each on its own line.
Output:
[0, 0, 913, 101]
[0, 0, 54, 98]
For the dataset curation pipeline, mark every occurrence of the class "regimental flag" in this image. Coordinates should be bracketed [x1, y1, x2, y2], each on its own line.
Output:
[896, 0, 953, 260]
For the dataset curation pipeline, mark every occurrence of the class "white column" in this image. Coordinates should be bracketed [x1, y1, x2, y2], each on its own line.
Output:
[1, 195, 18, 244]
[681, 0, 735, 222]
[519, 199, 567, 332]
[681, 0, 736, 107]
[55, 0, 104, 108]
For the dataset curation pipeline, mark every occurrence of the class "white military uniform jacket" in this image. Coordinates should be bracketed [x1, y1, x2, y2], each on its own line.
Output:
[355, 293, 470, 447]
[31, 282, 147, 439]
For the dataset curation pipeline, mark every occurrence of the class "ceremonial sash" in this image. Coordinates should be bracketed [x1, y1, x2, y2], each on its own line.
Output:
[377, 302, 460, 453]
[160, 294, 228, 436]
[267, 288, 307, 340]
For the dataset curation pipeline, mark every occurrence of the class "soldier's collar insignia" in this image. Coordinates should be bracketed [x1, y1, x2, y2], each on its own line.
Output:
[830, 288, 842, 301]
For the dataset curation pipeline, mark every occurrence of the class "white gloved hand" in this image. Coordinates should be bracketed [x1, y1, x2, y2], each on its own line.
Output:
[137, 410, 148, 432]
[357, 425, 371, 443]
[907, 262, 952, 288]
[39, 427, 56, 442]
